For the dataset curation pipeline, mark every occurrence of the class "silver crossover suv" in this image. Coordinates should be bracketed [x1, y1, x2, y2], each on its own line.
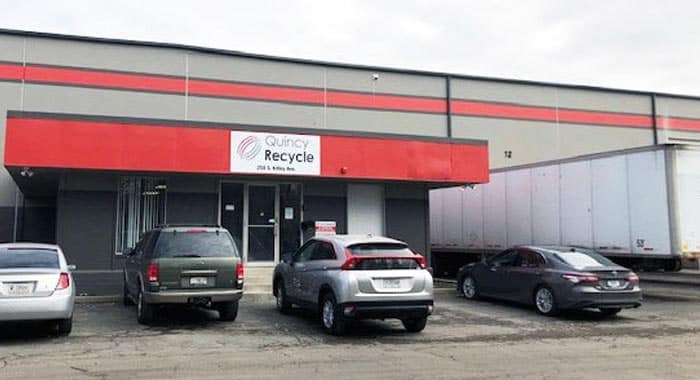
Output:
[0, 243, 76, 335]
[273, 235, 434, 335]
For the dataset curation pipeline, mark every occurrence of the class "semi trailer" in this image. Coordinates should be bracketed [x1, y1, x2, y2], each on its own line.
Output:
[430, 145, 700, 275]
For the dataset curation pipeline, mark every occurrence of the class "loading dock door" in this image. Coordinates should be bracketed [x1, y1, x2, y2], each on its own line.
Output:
[347, 184, 384, 236]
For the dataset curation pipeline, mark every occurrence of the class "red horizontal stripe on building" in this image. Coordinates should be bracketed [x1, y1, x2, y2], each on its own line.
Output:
[327, 91, 446, 113]
[657, 116, 700, 132]
[188, 79, 323, 104]
[450, 100, 653, 128]
[0, 63, 24, 81]
[4, 117, 488, 183]
[5, 62, 687, 131]
[25, 65, 186, 94]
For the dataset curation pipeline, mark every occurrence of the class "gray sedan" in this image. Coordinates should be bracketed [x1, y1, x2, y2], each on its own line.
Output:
[0, 243, 76, 335]
[457, 246, 642, 316]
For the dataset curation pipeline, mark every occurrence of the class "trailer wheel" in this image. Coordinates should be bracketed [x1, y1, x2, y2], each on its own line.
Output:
[667, 258, 682, 272]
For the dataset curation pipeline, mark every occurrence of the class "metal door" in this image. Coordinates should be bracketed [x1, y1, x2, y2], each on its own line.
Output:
[245, 185, 279, 265]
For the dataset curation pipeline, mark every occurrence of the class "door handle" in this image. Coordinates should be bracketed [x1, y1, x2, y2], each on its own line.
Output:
[489, 267, 497, 272]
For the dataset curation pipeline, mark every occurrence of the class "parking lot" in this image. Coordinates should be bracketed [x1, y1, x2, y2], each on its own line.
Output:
[1, 283, 699, 380]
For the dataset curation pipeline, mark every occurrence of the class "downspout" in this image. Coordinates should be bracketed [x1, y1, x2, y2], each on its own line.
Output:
[445, 76, 452, 139]
[651, 93, 658, 145]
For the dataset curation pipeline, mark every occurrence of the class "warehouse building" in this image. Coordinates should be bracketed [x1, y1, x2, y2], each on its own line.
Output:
[0, 30, 698, 293]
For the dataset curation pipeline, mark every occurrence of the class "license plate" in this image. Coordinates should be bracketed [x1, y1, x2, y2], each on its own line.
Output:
[382, 279, 401, 289]
[607, 280, 622, 288]
[5, 283, 33, 295]
[189, 277, 208, 286]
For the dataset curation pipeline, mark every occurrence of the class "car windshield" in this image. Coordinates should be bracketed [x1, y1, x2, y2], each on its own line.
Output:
[0, 249, 60, 269]
[347, 243, 414, 256]
[548, 249, 616, 269]
[155, 231, 238, 258]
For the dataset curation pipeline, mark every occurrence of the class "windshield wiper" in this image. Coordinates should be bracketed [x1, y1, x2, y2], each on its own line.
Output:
[172, 254, 202, 258]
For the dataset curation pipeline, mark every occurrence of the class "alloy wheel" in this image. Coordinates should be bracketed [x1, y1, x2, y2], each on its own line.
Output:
[462, 277, 476, 298]
[535, 288, 554, 314]
[322, 300, 335, 329]
[137, 291, 143, 318]
[276, 283, 284, 310]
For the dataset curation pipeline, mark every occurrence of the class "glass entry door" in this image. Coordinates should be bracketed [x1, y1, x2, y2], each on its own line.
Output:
[246, 185, 279, 264]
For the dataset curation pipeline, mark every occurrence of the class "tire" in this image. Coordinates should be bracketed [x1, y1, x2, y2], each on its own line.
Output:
[56, 317, 72, 336]
[123, 274, 134, 306]
[275, 280, 292, 314]
[137, 288, 155, 325]
[534, 286, 559, 316]
[402, 317, 428, 333]
[460, 276, 479, 300]
[217, 300, 239, 322]
[599, 307, 622, 317]
[320, 293, 346, 336]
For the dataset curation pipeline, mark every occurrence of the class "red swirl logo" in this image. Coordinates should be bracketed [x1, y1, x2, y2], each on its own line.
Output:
[237, 136, 262, 160]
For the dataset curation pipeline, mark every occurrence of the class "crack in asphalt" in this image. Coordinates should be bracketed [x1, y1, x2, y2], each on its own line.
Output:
[70, 365, 107, 380]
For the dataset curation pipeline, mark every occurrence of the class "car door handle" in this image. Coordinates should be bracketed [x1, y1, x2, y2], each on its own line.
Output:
[489, 267, 497, 272]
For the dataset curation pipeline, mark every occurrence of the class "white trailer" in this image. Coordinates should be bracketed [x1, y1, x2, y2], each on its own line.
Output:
[430, 145, 700, 271]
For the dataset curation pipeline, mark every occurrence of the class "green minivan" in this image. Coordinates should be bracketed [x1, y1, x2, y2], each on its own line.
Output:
[123, 225, 244, 324]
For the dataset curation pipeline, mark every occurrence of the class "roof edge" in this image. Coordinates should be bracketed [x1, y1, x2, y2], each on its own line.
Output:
[1, 28, 700, 101]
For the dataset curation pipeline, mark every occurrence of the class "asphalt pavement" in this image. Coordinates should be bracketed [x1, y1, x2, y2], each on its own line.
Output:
[1, 288, 699, 379]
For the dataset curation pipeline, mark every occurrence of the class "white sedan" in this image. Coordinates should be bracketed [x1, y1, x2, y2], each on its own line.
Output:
[0, 243, 76, 335]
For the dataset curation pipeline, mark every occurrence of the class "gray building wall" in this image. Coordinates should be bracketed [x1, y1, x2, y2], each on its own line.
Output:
[385, 183, 428, 255]
[303, 181, 347, 235]
[656, 96, 700, 144]
[166, 176, 219, 225]
[1, 31, 700, 280]
[56, 173, 118, 270]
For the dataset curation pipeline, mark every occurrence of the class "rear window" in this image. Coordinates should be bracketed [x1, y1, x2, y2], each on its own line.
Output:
[550, 250, 615, 269]
[347, 243, 419, 270]
[0, 249, 60, 269]
[154, 231, 238, 258]
[347, 243, 414, 256]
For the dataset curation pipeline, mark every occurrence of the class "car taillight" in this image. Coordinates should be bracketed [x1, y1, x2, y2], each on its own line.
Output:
[56, 272, 70, 290]
[146, 263, 159, 282]
[562, 273, 600, 284]
[409, 249, 427, 269]
[340, 249, 428, 270]
[626, 273, 639, 283]
[236, 263, 244, 280]
[340, 255, 361, 270]
[414, 254, 427, 269]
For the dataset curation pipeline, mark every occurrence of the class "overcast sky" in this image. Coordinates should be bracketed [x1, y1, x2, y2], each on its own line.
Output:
[1, 1, 699, 96]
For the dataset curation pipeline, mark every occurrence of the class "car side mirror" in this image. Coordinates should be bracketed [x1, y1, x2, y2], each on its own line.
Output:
[67, 264, 77, 272]
[124, 248, 135, 256]
[282, 252, 293, 264]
